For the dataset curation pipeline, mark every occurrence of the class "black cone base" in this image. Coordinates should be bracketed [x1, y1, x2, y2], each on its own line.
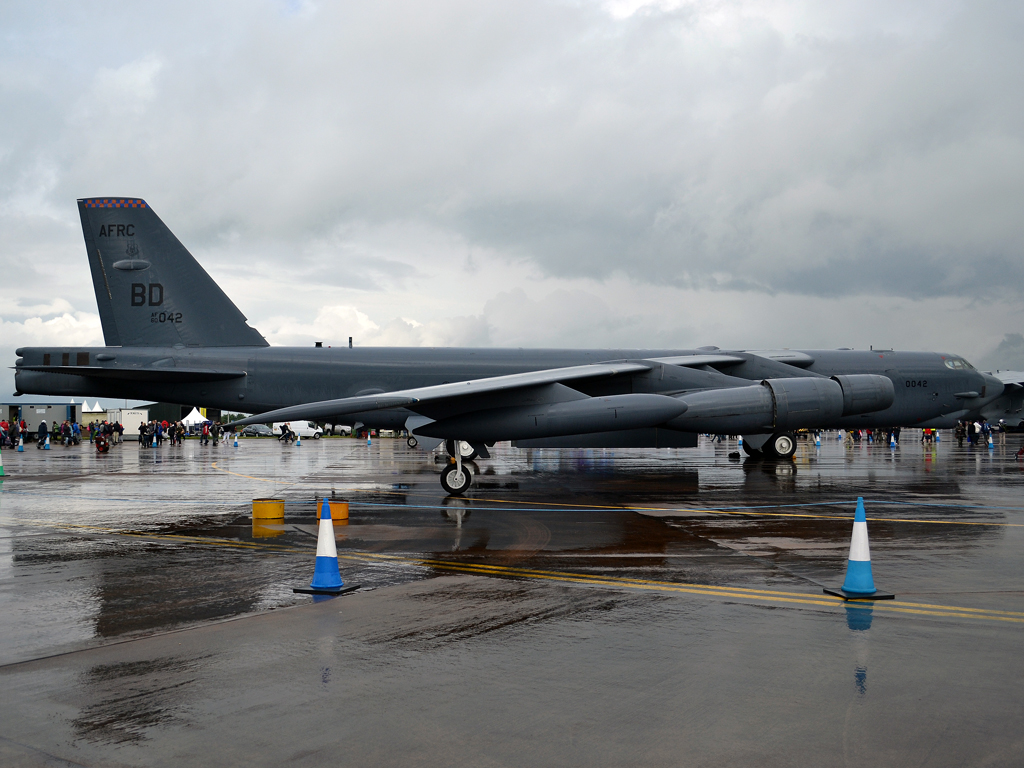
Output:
[293, 584, 361, 596]
[823, 587, 895, 601]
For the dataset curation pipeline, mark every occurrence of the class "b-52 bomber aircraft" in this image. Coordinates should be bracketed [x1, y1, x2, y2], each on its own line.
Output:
[13, 198, 1011, 494]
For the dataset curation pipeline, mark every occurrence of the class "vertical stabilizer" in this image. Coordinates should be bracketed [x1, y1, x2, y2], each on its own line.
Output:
[79, 198, 268, 347]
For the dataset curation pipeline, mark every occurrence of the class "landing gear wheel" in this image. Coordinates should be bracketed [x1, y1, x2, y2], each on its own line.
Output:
[440, 463, 473, 495]
[407, 436, 418, 448]
[742, 442, 762, 457]
[766, 432, 796, 459]
[445, 439, 478, 461]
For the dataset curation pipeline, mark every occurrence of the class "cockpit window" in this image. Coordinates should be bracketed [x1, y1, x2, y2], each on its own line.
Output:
[944, 357, 975, 370]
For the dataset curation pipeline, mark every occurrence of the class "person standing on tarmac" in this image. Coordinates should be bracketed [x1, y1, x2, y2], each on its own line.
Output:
[37, 419, 48, 449]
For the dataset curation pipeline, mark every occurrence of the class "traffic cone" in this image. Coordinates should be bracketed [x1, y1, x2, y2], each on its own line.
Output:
[233, 433, 239, 448]
[737, 435, 743, 447]
[824, 498, 894, 601]
[0, 444, 5, 478]
[293, 498, 359, 596]
[152, 433, 157, 448]
[295, 433, 301, 446]
[17, 436, 24, 452]
[366, 433, 372, 446]
[935, 430, 940, 442]
[890, 433, 896, 448]
[815, 433, 821, 447]
[44, 434, 50, 450]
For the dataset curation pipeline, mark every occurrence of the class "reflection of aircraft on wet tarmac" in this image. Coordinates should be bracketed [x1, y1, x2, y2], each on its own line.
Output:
[13, 198, 1015, 494]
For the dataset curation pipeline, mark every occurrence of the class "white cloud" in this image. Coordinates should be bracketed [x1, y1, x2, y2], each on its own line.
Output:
[1, 0, 1023, 398]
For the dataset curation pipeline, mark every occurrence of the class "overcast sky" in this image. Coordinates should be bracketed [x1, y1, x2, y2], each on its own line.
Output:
[2, 0, 1024, 401]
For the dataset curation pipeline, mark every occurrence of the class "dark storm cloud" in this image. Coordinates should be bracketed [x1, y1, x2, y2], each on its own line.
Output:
[1, 0, 1022, 307]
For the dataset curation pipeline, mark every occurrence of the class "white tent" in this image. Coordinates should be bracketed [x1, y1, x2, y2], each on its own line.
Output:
[182, 407, 208, 426]
[84, 401, 105, 413]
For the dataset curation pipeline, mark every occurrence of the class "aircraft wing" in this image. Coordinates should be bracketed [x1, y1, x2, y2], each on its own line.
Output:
[992, 371, 1024, 389]
[231, 361, 652, 426]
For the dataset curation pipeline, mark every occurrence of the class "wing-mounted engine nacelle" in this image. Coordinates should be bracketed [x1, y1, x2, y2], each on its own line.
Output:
[667, 373, 895, 434]
[829, 374, 895, 416]
[762, 377, 844, 427]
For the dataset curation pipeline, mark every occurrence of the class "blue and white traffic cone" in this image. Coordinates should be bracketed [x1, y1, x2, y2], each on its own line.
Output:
[935, 431, 940, 442]
[233, 433, 239, 448]
[44, 434, 50, 450]
[890, 433, 896, 448]
[0, 444, 5, 478]
[815, 433, 821, 447]
[737, 435, 743, 448]
[152, 433, 157, 448]
[293, 498, 359, 595]
[366, 433, 372, 446]
[837, 430, 843, 441]
[295, 433, 301, 447]
[17, 436, 24, 452]
[824, 498, 894, 601]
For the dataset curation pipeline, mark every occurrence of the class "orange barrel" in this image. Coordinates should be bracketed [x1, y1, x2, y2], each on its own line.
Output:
[331, 501, 349, 524]
[252, 498, 285, 520]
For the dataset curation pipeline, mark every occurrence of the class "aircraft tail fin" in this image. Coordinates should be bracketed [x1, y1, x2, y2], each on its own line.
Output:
[79, 198, 268, 348]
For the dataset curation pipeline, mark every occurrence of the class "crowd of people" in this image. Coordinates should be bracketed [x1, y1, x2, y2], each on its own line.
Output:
[0, 416, 242, 450]
[136, 419, 234, 447]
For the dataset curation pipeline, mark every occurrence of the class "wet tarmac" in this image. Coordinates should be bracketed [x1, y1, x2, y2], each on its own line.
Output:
[0, 434, 1022, 766]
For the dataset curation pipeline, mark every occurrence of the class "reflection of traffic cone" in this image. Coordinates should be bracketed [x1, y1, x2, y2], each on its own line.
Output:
[17, 436, 23, 452]
[824, 498, 895, 601]
[44, 435, 50, 450]
[293, 498, 359, 595]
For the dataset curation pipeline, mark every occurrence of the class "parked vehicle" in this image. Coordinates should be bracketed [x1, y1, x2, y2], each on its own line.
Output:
[241, 424, 273, 437]
[272, 421, 323, 439]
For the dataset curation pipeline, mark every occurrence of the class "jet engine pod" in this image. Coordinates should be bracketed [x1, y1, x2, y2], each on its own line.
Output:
[417, 393, 688, 443]
[761, 377, 845, 428]
[830, 374, 895, 415]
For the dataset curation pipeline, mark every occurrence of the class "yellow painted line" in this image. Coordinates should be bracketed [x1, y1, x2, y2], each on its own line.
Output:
[4, 516, 1020, 624]
[335, 551, 1024, 623]
[201, 460, 1024, 527]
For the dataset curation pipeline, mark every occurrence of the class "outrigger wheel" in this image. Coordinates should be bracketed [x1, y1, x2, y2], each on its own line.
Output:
[407, 436, 418, 448]
[440, 461, 472, 495]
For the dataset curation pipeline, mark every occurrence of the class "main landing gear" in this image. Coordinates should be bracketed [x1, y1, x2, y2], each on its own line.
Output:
[742, 432, 797, 460]
[445, 439, 478, 461]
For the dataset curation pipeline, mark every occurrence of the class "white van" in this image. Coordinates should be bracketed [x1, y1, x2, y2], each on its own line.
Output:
[272, 421, 324, 439]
